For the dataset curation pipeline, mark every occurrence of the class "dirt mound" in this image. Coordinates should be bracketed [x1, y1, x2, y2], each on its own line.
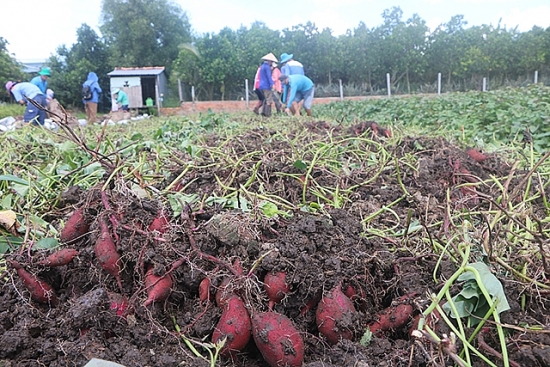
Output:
[1, 124, 549, 367]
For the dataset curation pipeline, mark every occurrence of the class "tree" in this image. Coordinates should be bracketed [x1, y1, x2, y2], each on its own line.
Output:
[100, 0, 192, 75]
[0, 37, 25, 101]
[48, 25, 111, 108]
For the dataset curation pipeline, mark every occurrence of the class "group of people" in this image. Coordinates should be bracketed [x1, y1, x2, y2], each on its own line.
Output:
[5, 69, 131, 126]
[253, 52, 315, 117]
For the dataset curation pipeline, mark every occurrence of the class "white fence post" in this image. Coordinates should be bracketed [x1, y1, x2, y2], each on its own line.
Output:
[178, 78, 183, 102]
[386, 73, 391, 97]
[191, 86, 196, 106]
[534, 71, 538, 84]
[482, 78, 487, 92]
[339, 79, 343, 101]
[437, 73, 441, 95]
[245, 79, 249, 107]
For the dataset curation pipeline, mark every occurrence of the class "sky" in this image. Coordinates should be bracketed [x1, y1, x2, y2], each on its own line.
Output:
[2, 0, 550, 62]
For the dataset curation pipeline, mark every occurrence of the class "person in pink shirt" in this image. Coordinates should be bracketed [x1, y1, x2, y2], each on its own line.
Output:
[271, 62, 283, 113]
[252, 64, 265, 115]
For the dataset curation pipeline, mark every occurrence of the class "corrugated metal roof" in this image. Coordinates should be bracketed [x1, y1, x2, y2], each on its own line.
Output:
[108, 67, 165, 77]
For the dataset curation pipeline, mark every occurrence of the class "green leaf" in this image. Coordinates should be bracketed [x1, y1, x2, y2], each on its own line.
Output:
[293, 160, 308, 171]
[260, 202, 279, 218]
[35, 238, 59, 249]
[460, 262, 510, 314]
[0, 175, 29, 186]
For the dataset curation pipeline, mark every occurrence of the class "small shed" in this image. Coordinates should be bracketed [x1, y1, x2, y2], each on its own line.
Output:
[107, 67, 167, 108]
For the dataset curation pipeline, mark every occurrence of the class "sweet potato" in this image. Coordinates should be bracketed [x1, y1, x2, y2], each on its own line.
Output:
[369, 293, 416, 336]
[212, 296, 252, 357]
[466, 148, 487, 163]
[38, 248, 79, 267]
[148, 210, 169, 234]
[143, 266, 173, 307]
[251, 311, 304, 367]
[8, 260, 57, 304]
[315, 284, 357, 345]
[95, 219, 123, 291]
[263, 271, 290, 310]
[199, 277, 212, 303]
[60, 207, 90, 244]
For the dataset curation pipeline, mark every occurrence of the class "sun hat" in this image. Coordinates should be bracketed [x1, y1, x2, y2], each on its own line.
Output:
[5, 81, 15, 92]
[112, 88, 120, 94]
[280, 53, 293, 64]
[261, 53, 278, 63]
[38, 67, 51, 76]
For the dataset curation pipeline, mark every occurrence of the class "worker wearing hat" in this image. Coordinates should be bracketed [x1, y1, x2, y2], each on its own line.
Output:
[112, 88, 129, 111]
[279, 53, 304, 104]
[5, 81, 47, 125]
[258, 53, 278, 117]
[30, 67, 51, 94]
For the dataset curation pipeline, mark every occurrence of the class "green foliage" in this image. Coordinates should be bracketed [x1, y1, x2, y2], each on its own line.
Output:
[49, 24, 111, 108]
[100, 0, 192, 74]
[443, 262, 510, 327]
[315, 84, 550, 152]
[0, 37, 25, 102]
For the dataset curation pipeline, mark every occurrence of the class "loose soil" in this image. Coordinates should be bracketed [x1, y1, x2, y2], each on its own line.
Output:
[1, 119, 550, 367]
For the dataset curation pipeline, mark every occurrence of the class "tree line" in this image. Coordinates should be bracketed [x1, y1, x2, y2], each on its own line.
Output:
[2, 0, 550, 108]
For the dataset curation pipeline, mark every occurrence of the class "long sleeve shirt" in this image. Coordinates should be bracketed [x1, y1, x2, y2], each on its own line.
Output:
[30, 76, 47, 94]
[272, 67, 282, 93]
[10, 82, 43, 103]
[116, 91, 129, 106]
[281, 59, 305, 102]
[82, 72, 102, 104]
[258, 61, 273, 90]
[285, 75, 314, 109]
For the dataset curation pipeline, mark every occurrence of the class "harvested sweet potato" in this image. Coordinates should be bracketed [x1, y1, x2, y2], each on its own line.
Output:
[148, 210, 169, 234]
[38, 248, 79, 267]
[466, 148, 487, 163]
[316, 284, 357, 345]
[199, 277, 212, 303]
[8, 260, 57, 305]
[251, 311, 304, 367]
[212, 296, 251, 357]
[60, 208, 90, 244]
[263, 271, 290, 310]
[369, 293, 416, 336]
[143, 266, 173, 307]
[95, 219, 123, 291]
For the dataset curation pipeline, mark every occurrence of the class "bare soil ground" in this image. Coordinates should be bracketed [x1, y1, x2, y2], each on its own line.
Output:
[1, 120, 550, 367]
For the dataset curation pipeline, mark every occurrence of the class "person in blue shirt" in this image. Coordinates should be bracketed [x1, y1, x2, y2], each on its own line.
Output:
[82, 72, 102, 123]
[279, 53, 304, 104]
[30, 67, 50, 94]
[5, 81, 47, 125]
[258, 53, 278, 117]
[279, 74, 315, 117]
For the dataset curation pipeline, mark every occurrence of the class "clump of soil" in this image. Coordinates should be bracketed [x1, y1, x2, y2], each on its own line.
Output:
[1, 122, 549, 367]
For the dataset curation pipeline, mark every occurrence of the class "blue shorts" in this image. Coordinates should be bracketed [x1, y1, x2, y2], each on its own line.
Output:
[293, 86, 315, 109]
[24, 94, 47, 125]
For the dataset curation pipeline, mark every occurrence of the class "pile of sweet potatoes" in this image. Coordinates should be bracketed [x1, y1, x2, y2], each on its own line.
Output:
[4, 187, 419, 367]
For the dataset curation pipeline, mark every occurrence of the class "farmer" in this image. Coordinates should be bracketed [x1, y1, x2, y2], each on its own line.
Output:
[112, 88, 129, 111]
[5, 81, 47, 125]
[252, 64, 265, 115]
[279, 53, 304, 104]
[30, 67, 50, 94]
[82, 72, 102, 123]
[271, 62, 283, 113]
[279, 74, 315, 117]
[258, 52, 278, 117]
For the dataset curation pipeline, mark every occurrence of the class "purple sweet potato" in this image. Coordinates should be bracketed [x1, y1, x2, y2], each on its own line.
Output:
[251, 311, 304, 367]
[60, 208, 90, 244]
[315, 284, 357, 345]
[263, 271, 290, 310]
[38, 248, 79, 267]
[8, 260, 57, 305]
[212, 296, 252, 357]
